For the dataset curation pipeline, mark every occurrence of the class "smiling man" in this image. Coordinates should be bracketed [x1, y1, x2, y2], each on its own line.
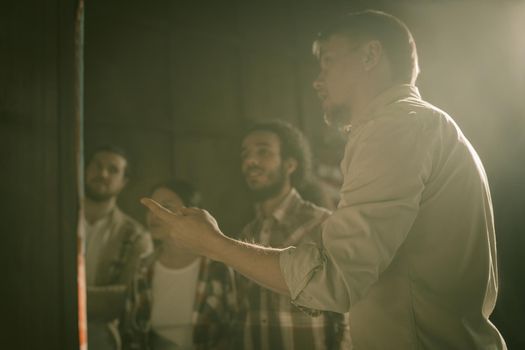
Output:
[236, 120, 350, 349]
[84, 145, 152, 350]
[143, 10, 506, 349]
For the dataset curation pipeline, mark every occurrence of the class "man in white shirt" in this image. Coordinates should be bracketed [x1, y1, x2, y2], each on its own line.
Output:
[84, 145, 152, 349]
[142, 10, 506, 349]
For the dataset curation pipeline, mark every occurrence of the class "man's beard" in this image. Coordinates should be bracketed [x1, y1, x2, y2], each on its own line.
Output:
[324, 103, 352, 129]
[85, 183, 115, 202]
[246, 166, 287, 203]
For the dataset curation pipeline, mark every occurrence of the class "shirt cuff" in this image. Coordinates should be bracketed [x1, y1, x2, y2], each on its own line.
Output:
[279, 243, 324, 303]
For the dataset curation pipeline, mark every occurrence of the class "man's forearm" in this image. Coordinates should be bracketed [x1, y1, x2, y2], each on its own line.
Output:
[139, 199, 291, 295]
[210, 235, 291, 296]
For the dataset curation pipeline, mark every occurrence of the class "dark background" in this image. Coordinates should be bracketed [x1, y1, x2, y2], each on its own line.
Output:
[2, 0, 524, 348]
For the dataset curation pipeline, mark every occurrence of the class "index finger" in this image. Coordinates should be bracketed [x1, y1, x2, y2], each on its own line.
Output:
[140, 197, 182, 222]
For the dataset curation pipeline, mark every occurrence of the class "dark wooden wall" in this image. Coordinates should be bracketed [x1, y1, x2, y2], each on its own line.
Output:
[0, 1, 80, 349]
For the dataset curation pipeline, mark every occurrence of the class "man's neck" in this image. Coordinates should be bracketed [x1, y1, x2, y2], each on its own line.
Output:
[84, 197, 117, 224]
[348, 78, 396, 125]
[258, 184, 292, 218]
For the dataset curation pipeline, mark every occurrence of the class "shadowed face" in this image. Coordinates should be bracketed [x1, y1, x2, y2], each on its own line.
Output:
[313, 34, 366, 127]
[85, 151, 128, 202]
[241, 130, 288, 201]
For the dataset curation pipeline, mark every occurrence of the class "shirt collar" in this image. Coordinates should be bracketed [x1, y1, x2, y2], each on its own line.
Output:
[85, 206, 118, 229]
[343, 84, 421, 133]
[255, 188, 302, 223]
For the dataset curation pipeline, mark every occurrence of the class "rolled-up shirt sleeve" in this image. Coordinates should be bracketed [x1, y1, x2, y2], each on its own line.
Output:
[280, 111, 433, 313]
[280, 243, 352, 313]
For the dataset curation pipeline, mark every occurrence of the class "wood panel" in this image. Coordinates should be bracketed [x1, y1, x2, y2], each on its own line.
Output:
[0, 0, 80, 349]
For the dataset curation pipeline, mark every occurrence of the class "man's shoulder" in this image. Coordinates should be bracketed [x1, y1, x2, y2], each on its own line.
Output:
[114, 207, 145, 231]
[113, 208, 150, 248]
[384, 95, 453, 128]
[354, 96, 457, 149]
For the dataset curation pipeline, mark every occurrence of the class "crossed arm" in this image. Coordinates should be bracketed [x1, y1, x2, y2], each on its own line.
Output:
[87, 285, 127, 322]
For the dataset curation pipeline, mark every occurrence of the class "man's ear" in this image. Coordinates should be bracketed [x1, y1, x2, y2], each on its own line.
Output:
[284, 158, 298, 176]
[362, 40, 383, 71]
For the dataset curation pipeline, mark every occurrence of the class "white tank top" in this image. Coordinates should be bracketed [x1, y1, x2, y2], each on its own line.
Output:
[150, 258, 201, 349]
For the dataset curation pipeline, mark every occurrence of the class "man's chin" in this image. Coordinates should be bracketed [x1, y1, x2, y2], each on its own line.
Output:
[245, 182, 263, 191]
[247, 185, 283, 202]
[323, 106, 351, 129]
[85, 190, 114, 203]
[244, 178, 268, 191]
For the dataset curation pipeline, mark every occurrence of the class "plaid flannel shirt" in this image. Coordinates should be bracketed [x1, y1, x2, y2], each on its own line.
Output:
[119, 251, 238, 350]
[235, 189, 351, 350]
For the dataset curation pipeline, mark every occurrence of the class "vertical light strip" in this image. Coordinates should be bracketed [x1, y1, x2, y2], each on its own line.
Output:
[74, 1, 87, 349]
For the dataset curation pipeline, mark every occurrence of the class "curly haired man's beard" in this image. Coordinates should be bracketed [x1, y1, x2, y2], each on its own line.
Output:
[247, 166, 287, 203]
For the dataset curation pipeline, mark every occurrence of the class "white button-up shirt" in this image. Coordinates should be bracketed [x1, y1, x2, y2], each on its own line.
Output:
[280, 84, 506, 349]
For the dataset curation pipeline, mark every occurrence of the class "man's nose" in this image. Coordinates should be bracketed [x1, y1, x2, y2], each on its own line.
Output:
[243, 155, 258, 168]
[99, 168, 109, 177]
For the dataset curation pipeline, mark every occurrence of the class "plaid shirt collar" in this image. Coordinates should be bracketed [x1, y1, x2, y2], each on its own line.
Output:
[254, 188, 302, 224]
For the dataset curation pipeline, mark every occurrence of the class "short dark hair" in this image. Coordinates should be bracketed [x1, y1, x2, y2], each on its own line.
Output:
[314, 10, 419, 84]
[85, 144, 131, 177]
[150, 179, 201, 207]
[243, 120, 312, 187]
